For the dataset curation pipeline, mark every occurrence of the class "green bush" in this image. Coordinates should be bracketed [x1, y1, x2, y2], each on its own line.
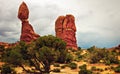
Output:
[89, 47, 119, 64]
[79, 64, 92, 74]
[91, 66, 96, 71]
[75, 51, 83, 62]
[99, 68, 104, 72]
[104, 68, 108, 70]
[69, 62, 77, 69]
[78, 47, 81, 50]
[65, 53, 73, 63]
[105, 60, 111, 65]
[95, 72, 100, 74]
[1, 64, 13, 74]
[110, 66, 114, 70]
[52, 68, 60, 73]
[114, 65, 120, 73]
[61, 65, 67, 69]
[53, 63, 60, 67]
[79, 64, 87, 70]
[79, 69, 92, 74]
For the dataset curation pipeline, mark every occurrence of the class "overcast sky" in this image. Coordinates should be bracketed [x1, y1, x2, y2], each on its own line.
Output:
[0, 0, 120, 48]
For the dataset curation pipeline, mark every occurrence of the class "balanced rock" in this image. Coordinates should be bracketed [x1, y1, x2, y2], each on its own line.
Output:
[18, 2, 29, 21]
[55, 14, 78, 50]
[18, 2, 40, 43]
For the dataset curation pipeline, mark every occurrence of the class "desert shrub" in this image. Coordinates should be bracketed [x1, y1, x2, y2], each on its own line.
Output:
[110, 66, 114, 70]
[69, 62, 77, 69]
[104, 52, 119, 65]
[96, 68, 100, 71]
[95, 68, 104, 72]
[91, 66, 97, 71]
[79, 64, 92, 74]
[90, 49, 106, 63]
[105, 60, 111, 65]
[61, 65, 67, 69]
[79, 64, 87, 70]
[52, 68, 60, 72]
[78, 47, 81, 50]
[75, 51, 83, 62]
[56, 50, 73, 63]
[87, 46, 96, 53]
[77, 54, 83, 59]
[53, 63, 60, 67]
[114, 65, 120, 73]
[89, 47, 119, 64]
[79, 69, 92, 74]
[99, 68, 104, 72]
[95, 72, 100, 74]
[104, 68, 108, 70]
[65, 53, 73, 63]
[1, 64, 14, 74]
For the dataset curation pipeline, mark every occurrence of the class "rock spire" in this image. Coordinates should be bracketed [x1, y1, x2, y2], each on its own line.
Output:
[55, 14, 78, 50]
[18, 2, 40, 43]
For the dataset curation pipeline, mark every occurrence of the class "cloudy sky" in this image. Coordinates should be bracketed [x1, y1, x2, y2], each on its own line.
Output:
[0, 0, 120, 48]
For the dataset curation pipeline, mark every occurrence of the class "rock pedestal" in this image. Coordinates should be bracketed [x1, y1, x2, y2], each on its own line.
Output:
[18, 2, 40, 43]
[55, 14, 78, 50]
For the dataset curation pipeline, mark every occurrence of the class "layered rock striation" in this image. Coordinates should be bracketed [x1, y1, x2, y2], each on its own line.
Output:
[55, 14, 78, 50]
[18, 2, 40, 43]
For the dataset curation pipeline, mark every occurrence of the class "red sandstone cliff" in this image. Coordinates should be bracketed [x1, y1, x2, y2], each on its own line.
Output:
[55, 14, 78, 50]
[18, 2, 40, 43]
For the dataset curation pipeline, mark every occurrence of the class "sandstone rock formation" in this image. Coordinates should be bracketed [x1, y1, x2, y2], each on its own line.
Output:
[0, 42, 17, 49]
[55, 14, 78, 50]
[18, 2, 40, 43]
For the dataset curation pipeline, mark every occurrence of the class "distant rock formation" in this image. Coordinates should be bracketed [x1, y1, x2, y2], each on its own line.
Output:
[108, 44, 120, 53]
[0, 42, 17, 49]
[55, 14, 78, 50]
[18, 2, 40, 43]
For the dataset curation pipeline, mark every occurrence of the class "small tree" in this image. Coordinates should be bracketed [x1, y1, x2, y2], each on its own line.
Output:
[37, 46, 57, 73]
[2, 41, 31, 73]
[2, 35, 67, 74]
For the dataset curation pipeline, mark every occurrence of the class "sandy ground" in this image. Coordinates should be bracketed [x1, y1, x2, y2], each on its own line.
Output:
[0, 61, 118, 74]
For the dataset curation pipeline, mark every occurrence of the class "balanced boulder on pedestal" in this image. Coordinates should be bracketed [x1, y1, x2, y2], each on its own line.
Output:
[55, 14, 78, 50]
[18, 2, 40, 43]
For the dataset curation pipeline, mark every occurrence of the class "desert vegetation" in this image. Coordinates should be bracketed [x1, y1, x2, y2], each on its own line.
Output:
[0, 35, 120, 74]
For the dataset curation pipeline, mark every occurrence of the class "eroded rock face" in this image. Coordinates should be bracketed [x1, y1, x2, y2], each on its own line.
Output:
[55, 14, 78, 50]
[18, 2, 40, 43]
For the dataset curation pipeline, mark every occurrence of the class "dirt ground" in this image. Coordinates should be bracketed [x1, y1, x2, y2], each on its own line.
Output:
[0, 61, 118, 74]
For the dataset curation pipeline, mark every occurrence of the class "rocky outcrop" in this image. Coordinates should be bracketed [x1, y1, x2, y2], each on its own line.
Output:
[18, 2, 40, 43]
[0, 42, 17, 49]
[55, 14, 78, 50]
[0, 42, 9, 49]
